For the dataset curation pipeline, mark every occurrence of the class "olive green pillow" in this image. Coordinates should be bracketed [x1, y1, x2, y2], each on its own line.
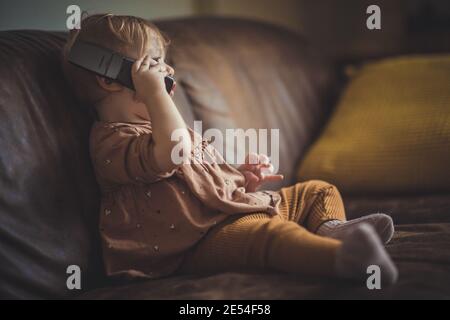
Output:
[297, 55, 450, 195]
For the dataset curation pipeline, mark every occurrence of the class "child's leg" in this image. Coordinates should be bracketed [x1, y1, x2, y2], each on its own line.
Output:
[177, 213, 398, 285]
[177, 213, 341, 277]
[282, 181, 394, 244]
[279, 180, 346, 232]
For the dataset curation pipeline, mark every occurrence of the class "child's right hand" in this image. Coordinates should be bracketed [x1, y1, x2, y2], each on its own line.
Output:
[131, 54, 174, 103]
[239, 153, 284, 192]
[130, 54, 188, 174]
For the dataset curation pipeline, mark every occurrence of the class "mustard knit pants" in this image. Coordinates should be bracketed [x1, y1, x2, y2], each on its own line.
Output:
[177, 180, 346, 277]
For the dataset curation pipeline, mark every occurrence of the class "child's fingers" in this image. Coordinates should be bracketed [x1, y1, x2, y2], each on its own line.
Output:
[167, 65, 175, 76]
[245, 153, 260, 165]
[133, 56, 144, 74]
[262, 174, 284, 182]
[242, 171, 260, 183]
[239, 163, 269, 178]
[242, 171, 260, 193]
[238, 163, 255, 172]
[244, 153, 271, 165]
[239, 155, 259, 171]
[140, 55, 152, 71]
[258, 163, 274, 177]
[240, 154, 272, 177]
[258, 154, 270, 165]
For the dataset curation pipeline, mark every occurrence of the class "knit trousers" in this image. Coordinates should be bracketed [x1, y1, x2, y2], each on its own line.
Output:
[177, 180, 347, 277]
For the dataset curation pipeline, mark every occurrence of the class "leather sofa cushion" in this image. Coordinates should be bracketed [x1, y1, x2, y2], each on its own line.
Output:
[297, 55, 450, 195]
[0, 31, 104, 299]
[80, 219, 450, 299]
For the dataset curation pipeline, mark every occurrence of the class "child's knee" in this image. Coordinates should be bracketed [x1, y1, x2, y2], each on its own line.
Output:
[304, 179, 335, 190]
[300, 180, 340, 197]
[300, 181, 345, 216]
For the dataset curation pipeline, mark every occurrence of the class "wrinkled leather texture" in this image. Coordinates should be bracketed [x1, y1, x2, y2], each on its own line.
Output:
[0, 31, 104, 299]
[79, 194, 450, 300]
[79, 221, 450, 300]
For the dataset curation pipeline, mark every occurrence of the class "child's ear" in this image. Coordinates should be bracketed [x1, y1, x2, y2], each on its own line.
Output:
[96, 76, 123, 92]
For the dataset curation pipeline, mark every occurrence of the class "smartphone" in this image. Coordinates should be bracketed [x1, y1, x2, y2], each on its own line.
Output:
[68, 40, 176, 94]
[117, 56, 175, 94]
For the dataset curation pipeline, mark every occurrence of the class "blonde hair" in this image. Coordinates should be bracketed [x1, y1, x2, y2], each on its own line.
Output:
[62, 14, 169, 106]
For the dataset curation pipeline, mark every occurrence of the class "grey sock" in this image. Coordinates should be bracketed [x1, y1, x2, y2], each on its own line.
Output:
[335, 223, 398, 286]
[317, 213, 395, 244]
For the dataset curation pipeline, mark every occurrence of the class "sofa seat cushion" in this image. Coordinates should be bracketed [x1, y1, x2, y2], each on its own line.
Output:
[343, 193, 450, 225]
[297, 55, 450, 196]
[79, 222, 450, 300]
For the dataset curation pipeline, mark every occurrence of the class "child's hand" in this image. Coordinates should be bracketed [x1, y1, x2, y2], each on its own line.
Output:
[238, 153, 284, 192]
[132, 54, 175, 103]
[130, 55, 186, 174]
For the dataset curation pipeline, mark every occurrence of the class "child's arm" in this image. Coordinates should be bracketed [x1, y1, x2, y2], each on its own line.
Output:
[132, 55, 191, 173]
[92, 127, 177, 186]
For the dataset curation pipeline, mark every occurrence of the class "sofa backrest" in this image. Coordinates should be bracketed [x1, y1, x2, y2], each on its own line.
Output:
[0, 30, 102, 299]
[157, 18, 340, 188]
[0, 18, 339, 299]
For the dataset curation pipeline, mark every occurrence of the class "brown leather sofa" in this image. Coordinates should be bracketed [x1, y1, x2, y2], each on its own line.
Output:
[0, 17, 449, 299]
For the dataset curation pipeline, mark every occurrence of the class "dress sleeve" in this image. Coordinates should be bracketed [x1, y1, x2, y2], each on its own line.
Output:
[91, 125, 175, 186]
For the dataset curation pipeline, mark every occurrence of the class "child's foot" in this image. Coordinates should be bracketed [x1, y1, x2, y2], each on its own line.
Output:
[334, 223, 398, 286]
[317, 213, 394, 244]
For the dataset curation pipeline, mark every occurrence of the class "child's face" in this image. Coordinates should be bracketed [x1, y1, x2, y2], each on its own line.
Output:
[102, 38, 173, 122]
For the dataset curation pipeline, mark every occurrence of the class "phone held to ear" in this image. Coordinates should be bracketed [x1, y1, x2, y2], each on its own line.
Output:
[67, 40, 176, 94]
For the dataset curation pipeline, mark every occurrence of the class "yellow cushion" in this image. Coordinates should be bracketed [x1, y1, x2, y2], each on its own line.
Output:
[297, 55, 450, 195]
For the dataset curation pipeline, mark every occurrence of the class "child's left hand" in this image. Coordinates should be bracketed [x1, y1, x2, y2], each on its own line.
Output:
[238, 153, 284, 192]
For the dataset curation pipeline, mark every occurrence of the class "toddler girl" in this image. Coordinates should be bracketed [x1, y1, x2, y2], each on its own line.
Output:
[63, 14, 398, 286]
